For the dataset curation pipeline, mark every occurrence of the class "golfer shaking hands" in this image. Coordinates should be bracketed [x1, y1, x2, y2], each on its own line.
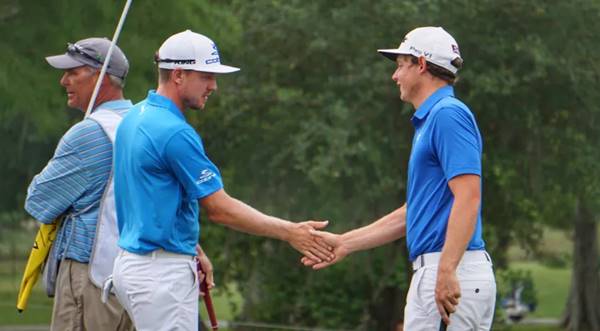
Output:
[111, 30, 333, 331]
[302, 27, 496, 330]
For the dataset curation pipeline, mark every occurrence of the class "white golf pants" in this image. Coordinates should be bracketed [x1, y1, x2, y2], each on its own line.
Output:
[112, 249, 199, 331]
[404, 250, 496, 331]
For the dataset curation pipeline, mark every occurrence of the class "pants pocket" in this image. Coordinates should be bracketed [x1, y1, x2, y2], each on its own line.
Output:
[166, 260, 198, 303]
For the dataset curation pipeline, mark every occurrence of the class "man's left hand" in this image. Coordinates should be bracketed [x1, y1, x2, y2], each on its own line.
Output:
[195, 244, 215, 295]
[435, 268, 461, 325]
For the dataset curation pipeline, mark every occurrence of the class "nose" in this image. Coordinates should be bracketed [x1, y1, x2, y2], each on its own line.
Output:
[60, 72, 69, 87]
[391, 68, 400, 82]
[208, 77, 217, 92]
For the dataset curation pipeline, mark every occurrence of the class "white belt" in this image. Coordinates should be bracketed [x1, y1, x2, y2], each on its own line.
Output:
[120, 249, 194, 260]
[412, 250, 492, 271]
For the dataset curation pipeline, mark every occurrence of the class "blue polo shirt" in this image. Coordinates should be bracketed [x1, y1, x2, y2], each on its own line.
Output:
[406, 86, 485, 261]
[25, 100, 132, 263]
[114, 91, 223, 256]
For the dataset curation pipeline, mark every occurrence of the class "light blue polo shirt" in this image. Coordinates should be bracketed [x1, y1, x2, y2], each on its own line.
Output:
[406, 85, 485, 261]
[25, 99, 132, 263]
[114, 91, 223, 256]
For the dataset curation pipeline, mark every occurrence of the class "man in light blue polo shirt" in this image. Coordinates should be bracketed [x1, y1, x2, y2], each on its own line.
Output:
[111, 30, 333, 331]
[25, 38, 133, 331]
[302, 27, 496, 330]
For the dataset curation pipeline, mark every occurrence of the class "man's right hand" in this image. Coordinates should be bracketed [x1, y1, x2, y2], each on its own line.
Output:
[301, 230, 349, 270]
[286, 221, 335, 263]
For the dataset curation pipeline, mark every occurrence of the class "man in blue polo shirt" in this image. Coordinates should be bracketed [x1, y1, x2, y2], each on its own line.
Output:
[302, 27, 496, 330]
[111, 30, 333, 331]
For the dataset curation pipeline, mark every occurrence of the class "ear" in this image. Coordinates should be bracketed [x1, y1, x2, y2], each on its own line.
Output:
[418, 57, 428, 73]
[172, 68, 185, 85]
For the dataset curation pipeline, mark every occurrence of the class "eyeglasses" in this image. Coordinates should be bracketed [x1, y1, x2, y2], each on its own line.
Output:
[67, 43, 104, 66]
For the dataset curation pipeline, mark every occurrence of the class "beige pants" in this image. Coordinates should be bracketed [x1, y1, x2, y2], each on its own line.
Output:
[50, 259, 134, 331]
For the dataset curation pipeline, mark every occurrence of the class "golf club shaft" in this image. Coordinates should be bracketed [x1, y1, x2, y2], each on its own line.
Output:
[84, 0, 133, 118]
[439, 310, 451, 331]
[198, 262, 218, 330]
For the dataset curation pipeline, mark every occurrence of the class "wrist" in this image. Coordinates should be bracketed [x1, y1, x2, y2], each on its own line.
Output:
[196, 244, 205, 257]
[280, 220, 295, 242]
[438, 255, 459, 274]
[339, 233, 354, 254]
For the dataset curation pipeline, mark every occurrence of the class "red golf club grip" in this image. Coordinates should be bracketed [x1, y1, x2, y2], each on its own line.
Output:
[197, 261, 218, 330]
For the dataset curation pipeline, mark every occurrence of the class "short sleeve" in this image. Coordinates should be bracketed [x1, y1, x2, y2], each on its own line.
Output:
[431, 107, 482, 181]
[164, 129, 223, 199]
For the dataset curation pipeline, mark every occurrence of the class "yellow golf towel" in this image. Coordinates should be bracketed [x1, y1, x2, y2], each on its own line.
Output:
[16, 222, 58, 312]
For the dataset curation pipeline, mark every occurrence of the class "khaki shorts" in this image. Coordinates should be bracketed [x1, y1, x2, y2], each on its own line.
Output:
[51, 259, 134, 331]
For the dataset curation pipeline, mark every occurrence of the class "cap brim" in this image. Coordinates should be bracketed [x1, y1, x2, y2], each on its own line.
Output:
[377, 49, 409, 62]
[158, 62, 240, 74]
[203, 64, 240, 74]
[45, 54, 86, 69]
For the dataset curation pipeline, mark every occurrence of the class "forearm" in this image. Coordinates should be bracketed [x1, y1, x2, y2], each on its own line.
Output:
[205, 191, 293, 241]
[196, 244, 207, 257]
[438, 196, 479, 272]
[341, 204, 406, 254]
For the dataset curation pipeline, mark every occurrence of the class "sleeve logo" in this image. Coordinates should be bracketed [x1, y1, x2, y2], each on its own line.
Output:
[195, 169, 217, 185]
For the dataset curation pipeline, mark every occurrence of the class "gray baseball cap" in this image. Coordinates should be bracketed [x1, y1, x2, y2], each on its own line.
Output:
[45, 37, 129, 79]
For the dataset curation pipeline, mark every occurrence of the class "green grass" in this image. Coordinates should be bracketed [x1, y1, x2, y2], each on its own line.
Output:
[0, 259, 242, 327]
[502, 326, 562, 331]
[0, 260, 53, 325]
[199, 283, 242, 322]
[509, 262, 570, 318]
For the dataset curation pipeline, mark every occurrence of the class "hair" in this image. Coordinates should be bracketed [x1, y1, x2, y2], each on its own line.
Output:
[158, 68, 172, 84]
[407, 55, 462, 85]
[85, 66, 126, 88]
[108, 74, 126, 88]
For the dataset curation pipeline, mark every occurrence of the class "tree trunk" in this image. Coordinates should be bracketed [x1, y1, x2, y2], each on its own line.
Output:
[561, 199, 600, 331]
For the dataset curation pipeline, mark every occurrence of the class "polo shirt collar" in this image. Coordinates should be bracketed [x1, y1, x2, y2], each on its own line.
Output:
[146, 90, 185, 120]
[95, 99, 133, 111]
[412, 85, 455, 122]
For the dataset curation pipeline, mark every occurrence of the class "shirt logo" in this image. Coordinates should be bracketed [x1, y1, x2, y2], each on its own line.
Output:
[195, 169, 216, 185]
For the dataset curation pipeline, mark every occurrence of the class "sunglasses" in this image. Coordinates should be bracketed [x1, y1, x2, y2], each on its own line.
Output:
[67, 43, 105, 66]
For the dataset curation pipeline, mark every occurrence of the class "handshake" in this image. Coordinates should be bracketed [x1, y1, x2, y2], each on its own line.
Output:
[286, 220, 348, 270]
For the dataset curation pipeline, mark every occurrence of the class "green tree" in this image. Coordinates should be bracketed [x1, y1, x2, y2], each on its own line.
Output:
[3, 0, 600, 330]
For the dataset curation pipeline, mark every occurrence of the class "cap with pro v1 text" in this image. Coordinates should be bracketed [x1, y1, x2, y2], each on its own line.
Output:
[378, 27, 462, 74]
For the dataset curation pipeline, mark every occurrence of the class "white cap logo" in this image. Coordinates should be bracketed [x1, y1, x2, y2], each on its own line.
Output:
[377, 27, 462, 74]
[156, 30, 240, 74]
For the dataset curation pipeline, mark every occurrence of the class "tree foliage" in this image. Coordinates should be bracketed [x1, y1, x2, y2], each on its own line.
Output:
[1, 0, 600, 329]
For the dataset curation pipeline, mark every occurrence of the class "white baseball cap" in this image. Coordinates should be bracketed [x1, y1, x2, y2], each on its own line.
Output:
[378, 26, 462, 74]
[156, 30, 240, 74]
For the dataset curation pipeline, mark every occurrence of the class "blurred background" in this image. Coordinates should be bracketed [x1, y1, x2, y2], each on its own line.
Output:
[1, 0, 599, 330]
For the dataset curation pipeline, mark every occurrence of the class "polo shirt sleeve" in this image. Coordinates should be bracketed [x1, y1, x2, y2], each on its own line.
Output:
[24, 128, 89, 223]
[164, 129, 224, 200]
[431, 106, 482, 181]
